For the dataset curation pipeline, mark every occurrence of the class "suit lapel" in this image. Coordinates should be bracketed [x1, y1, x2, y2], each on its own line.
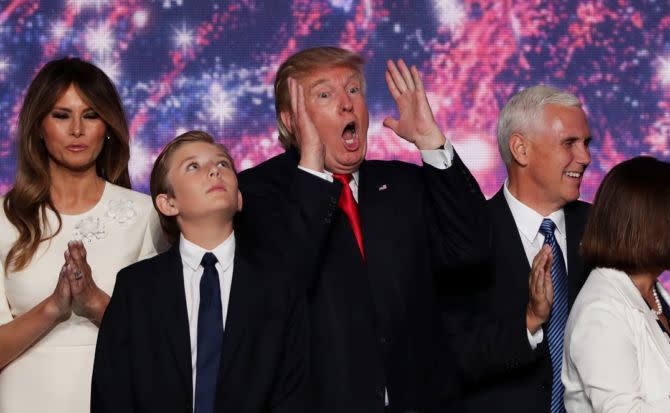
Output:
[218, 245, 255, 381]
[357, 161, 384, 262]
[609, 269, 670, 369]
[489, 189, 531, 295]
[564, 202, 587, 304]
[159, 244, 193, 393]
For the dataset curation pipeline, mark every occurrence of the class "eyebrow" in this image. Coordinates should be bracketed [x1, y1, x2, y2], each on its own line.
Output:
[562, 135, 593, 140]
[176, 153, 231, 168]
[176, 155, 197, 168]
[51, 106, 94, 112]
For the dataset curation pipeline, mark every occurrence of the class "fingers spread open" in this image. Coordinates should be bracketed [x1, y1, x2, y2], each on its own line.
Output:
[396, 59, 415, 91]
[386, 60, 408, 93]
[385, 70, 401, 101]
[411, 65, 424, 93]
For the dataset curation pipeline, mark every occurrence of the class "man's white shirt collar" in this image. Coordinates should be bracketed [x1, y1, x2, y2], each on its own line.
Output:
[322, 170, 359, 201]
[503, 179, 566, 243]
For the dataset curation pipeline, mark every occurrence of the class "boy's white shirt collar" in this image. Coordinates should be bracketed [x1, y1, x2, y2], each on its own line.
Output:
[179, 231, 236, 271]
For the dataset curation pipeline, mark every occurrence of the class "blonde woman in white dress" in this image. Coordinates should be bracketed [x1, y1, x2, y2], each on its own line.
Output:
[562, 156, 670, 412]
[0, 58, 166, 413]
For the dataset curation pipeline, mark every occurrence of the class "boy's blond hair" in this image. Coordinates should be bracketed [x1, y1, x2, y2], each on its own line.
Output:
[150, 130, 235, 241]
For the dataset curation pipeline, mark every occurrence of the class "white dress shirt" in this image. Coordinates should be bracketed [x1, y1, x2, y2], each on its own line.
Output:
[503, 180, 568, 349]
[298, 143, 455, 201]
[179, 232, 235, 406]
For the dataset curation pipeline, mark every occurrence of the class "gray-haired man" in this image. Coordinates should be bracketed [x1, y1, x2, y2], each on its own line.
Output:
[444, 85, 592, 413]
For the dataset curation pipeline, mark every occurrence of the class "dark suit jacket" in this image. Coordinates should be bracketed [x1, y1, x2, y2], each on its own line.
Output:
[237, 148, 489, 413]
[91, 241, 308, 413]
[440, 187, 590, 413]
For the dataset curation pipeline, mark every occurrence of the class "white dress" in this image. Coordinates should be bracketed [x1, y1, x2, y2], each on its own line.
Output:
[0, 182, 167, 413]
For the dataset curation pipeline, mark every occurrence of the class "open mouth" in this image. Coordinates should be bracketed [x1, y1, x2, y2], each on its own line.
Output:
[341, 121, 359, 151]
[565, 171, 582, 179]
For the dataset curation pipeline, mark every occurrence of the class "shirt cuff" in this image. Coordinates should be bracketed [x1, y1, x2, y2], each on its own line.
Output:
[297, 165, 333, 182]
[420, 140, 454, 170]
[527, 327, 544, 350]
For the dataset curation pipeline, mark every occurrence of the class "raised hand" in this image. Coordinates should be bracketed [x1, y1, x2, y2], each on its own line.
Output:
[63, 240, 110, 326]
[287, 77, 325, 172]
[383, 59, 446, 150]
[526, 245, 554, 334]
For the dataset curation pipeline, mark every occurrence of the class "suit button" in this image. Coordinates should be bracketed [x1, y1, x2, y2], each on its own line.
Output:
[378, 336, 389, 345]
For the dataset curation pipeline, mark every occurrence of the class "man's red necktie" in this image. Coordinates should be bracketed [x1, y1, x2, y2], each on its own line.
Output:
[332, 173, 365, 259]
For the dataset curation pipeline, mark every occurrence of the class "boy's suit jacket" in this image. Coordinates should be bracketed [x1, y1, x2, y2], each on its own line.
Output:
[91, 241, 308, 413]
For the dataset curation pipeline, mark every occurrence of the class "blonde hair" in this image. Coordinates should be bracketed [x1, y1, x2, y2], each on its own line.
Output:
[150, 130, 235, 242]
[274, 46, 365, 149]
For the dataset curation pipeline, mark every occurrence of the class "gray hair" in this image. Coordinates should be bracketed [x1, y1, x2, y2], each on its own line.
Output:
[496, 85, 582, 166]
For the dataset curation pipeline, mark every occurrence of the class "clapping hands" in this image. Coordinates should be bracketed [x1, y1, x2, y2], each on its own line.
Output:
[526, 245, 554, 334]
[53, 240, 110, 326]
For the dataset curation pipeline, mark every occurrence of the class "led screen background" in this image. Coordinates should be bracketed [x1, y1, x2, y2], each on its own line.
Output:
[1, 1, 669, 278]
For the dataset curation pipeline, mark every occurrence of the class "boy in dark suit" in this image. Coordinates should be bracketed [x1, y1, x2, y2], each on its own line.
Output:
[91, 131, 307, 413]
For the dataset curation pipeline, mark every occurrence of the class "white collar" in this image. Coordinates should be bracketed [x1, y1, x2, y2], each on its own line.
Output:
[179, 231, 236, 272]
[324, 169, 360, 186]
[503, 179, 566, 242]
[595, 267, 670, 314]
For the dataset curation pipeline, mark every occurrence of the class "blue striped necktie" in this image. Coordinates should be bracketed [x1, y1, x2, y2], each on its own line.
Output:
[539, 218, 568, 413]
[195, 252, 223, 413]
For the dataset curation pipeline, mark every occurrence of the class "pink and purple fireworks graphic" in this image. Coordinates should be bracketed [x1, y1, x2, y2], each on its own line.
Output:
[1, 0, 669, 284]
[1, 0, 669, 196]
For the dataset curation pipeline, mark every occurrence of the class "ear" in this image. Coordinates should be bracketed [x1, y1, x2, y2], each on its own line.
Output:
[280, 110, 294, 134]
[509, 132, 529, 166]
[236, 190, 243, 212]
[155, 193, 179, 217]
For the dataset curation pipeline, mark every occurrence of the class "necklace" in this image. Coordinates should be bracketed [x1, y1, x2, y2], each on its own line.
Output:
[652, 286, 663, 317]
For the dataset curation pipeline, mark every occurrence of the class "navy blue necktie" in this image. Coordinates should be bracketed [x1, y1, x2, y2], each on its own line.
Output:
[194, 252, 223, 413]
[539, 219, 568, 413]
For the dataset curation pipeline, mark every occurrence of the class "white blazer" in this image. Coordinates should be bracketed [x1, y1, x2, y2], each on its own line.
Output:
[562, 267, 670, 412]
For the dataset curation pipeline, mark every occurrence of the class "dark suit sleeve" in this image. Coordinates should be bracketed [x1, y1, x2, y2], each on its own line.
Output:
[440, 253, 546, 386]
[423, 151, 491, 272]
[237, 167, 340, 293]
[91, 269, 134, 413]
[270, 286, 309, 413]
[444, 309, 547, 385]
